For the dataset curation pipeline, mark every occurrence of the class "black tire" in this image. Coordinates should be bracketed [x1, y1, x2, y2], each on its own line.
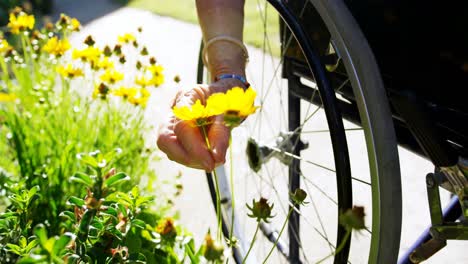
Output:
[198, 0, 402, 263]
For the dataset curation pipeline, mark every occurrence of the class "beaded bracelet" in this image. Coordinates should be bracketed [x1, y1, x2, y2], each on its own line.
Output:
[214, 74, 250, 88]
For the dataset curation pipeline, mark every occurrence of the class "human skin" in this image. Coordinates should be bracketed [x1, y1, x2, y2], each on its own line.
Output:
[156, 0, 247, 171]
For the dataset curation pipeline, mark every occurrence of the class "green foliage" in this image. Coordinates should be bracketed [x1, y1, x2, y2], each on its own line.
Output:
[0, 152, 198, 263]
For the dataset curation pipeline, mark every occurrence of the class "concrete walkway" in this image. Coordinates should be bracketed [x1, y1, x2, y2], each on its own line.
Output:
[52, 1, 466, 263]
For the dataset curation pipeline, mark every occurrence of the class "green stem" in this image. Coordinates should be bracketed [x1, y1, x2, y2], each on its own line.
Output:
[0, 57, 12, 87]
[201, 125, 223, 241]
[228, 134, 235, 245]
[242, 222, 260, 264]
[315, 229, 352, 264]
[262, 207, 294, 264]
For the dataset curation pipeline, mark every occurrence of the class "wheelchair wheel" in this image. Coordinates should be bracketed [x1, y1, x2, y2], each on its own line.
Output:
[198, 0, 402, 263]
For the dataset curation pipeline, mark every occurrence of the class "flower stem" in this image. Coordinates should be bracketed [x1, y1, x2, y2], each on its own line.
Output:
[201, 125, 223, 241]
[228, 134, 235, 245]
[315, 228, 352, 264]
[242, 222, 260, 264]
[262, 207, 294, 264]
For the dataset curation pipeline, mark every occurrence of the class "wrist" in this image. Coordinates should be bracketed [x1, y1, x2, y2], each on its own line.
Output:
[203, 37, 248, 79]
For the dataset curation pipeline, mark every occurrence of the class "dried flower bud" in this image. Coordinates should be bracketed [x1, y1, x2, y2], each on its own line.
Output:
[132, 40, 139, 48]
[291, 188, 308, 205]
[156, 217, 177, 239]
[202, 232, 224, 262]
[136, 61, 142, 70]
[113, 44, 122, 55]
[58, 14, 69, 27]
[137, 26, 143, 33]
[84, 35, 95, 46]
[42, 22, 53, 32]
[98, 83, 109, 96]
[149, 56, 156, 65]
[119, 55, 126, 64]
[140, 46, 148, 56]
[339, 206, 366, 230]
[103, 45, 112, 57]
[173, 75, 181, 83]
[246, 197, 275, 223]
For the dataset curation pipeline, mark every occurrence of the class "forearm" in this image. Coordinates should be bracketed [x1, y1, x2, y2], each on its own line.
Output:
[196, 0, 246, 84]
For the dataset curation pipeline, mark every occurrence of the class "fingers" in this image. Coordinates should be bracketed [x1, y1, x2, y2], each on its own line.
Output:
[173, 119, 215, 171]
[157, 84, 235, 171]
[209, 116, 230, 166]
[157, 118, 213, 171]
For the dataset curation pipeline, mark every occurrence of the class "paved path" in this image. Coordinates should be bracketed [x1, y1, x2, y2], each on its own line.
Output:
[52, 1, 467, 263]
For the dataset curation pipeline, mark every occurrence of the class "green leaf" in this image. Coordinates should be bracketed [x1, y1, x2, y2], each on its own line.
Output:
[107, 192, 133, 207]
[25, 240, 39, 253]
[104, 172, 130, 187]
[18, 256, 47, 264]
[0, 212, 18, 219]
[78, 154, 98, 168]
[126, 229, 142, 254]
[27, 186, 40, 199]
[19, 236, 27, 247]
[34, 224, 48, 246]
[6, 243, 22, 255]
[118, 203, 128, 217]
[66, 196, 85, 207]
[78, 210, 95, 242]
[70, 172, 93, 186]
[131, 219, 146, 229]
[52, 233, 73, 255]
[184, 239, 200, 264]
[102, 206, 118, 216]
[59, 211, 76, 222]
[90, 220, 104, 231]
[136, 196, 154, 208]
[131, 186, 140, 198]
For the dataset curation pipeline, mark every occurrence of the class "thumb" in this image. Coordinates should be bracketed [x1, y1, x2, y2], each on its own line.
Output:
[209, 116, 230, 166]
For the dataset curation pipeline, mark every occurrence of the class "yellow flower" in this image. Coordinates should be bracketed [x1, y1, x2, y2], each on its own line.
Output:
[135, 76, 152, 87]
[72, 46, 102, 63]
[140, 88, 150, 98]
[96, 57, 114, 70]
[0, 92, 16, 103]
[172, 99, 222, 126]
[113, 86, 138, 99]
[56, 64, 83, 78]
[128, 95, 148, 108]
[43, 37, 71, 56]
[0, 39, 11, 53]
[100, 69, 124, 84]
[70, 18, 81, 31]
[8, 13, 35, 34]
[207, 87, 258, 127]
[147, 64, 164, 86]
[118, 33, 136, 44]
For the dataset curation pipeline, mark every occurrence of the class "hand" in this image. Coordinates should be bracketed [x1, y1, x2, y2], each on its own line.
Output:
[157, 79, 245, 171]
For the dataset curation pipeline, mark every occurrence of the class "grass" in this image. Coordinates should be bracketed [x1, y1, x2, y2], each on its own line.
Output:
[126, 0, 280, 56]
